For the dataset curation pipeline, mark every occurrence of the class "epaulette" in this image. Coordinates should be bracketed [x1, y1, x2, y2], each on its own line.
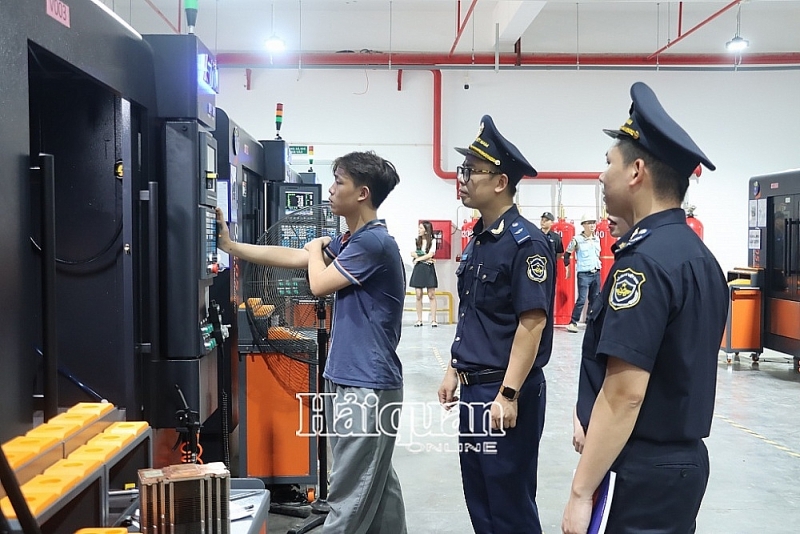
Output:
[615, 226, 651, 252]
[509, 220, 531, 246]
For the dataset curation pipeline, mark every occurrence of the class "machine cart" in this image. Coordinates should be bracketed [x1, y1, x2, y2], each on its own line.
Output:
[721, 268, 764, 363]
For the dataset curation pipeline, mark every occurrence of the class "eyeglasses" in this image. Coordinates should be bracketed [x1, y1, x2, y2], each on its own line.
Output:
[457, 166, 501, 184]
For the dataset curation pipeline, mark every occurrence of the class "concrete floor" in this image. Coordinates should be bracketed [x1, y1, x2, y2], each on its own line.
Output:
[268, 319, 800, 533]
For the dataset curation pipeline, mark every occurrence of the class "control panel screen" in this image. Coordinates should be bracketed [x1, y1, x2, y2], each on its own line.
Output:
[284, 191, 315, 214]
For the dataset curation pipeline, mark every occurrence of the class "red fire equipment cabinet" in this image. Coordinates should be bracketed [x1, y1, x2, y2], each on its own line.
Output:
[426, 219, 452, 260]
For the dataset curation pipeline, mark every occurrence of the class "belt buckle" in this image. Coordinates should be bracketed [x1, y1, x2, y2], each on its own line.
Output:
[457, 371, 469, 385]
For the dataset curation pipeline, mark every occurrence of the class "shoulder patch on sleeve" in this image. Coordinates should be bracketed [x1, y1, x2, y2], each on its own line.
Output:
[510, 221, 531, 245]
[609, 268, 646, 310]
[526, 255, 547, 282]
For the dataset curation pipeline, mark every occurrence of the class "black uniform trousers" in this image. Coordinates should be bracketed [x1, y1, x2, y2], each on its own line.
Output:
[606, 438, 710, 534]
[458, 368, 546, 534]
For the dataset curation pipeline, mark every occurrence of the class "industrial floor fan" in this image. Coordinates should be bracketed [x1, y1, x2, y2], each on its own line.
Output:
[240, 203, 344, 534]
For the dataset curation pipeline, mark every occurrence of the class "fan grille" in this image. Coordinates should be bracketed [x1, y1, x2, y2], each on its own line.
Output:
[239, 204, 344, 401]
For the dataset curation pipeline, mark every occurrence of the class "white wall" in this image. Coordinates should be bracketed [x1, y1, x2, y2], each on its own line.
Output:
[216, 66, 800, 307]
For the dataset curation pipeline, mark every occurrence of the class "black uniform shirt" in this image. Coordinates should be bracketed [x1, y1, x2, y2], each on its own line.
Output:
[544, 230, 564, 257]
[451, 205, 555, 372]
[577, 208, 728, 442]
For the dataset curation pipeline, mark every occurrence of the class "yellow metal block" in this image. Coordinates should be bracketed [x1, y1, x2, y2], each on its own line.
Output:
[4, 449, 35, 470]
[0, 490, 58, 518]
[67, 402, 115, 417]
[103, 421, 149, 437]
[48, 412, 99, 429]
[68, 443, 121, 462]
[24, 472, 82, 494]
[2, 435, 60, 455]
[26, 421, 82, 440]
[43, 458, 103, 478]
[87, 432, 134, 448]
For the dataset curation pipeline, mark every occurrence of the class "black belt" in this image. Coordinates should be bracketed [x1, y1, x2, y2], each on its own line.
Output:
[579, 269, 599, 274]
[457, 369, 505, 386]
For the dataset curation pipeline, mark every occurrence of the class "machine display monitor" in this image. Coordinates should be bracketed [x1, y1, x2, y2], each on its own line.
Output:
[267, 182, 322, 228]
[285, 190, 315, 214]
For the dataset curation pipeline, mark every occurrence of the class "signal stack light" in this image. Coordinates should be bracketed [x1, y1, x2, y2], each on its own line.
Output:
[275, 103, 284, 139]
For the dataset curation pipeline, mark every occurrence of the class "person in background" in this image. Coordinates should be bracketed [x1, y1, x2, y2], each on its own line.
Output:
[540, 211, 566, 261]
[438, 115, 555, 534]
[217, 150, 408, 534]
[565, 214, 602, 333]
[562, 82, 728, 534]
[409, 220, 439, 327]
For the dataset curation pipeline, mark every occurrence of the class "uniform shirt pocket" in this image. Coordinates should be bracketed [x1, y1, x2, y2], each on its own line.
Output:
[455, 261, 467, 295]
[476, 266, 507, 310]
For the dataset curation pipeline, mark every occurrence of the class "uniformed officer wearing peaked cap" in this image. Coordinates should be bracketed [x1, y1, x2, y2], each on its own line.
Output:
[439, 115, 555, 533]
[603, 81, 716, 179]
[562, 83, 729, 534]
[454, 114, 537, 185]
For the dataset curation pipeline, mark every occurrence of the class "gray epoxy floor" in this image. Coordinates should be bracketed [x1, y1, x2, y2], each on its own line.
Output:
[268, 319, 800, 533]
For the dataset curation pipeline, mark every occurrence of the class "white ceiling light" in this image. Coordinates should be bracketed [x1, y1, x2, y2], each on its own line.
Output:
[726, 3, 749, 52]
[726, 35, 749, 52]
[265, 35, 285, 52]
[265, 3, 285, 53]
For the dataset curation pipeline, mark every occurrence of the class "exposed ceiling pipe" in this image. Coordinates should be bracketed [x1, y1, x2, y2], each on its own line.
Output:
[648, 0, 740, 60]
[450, 0, 480, 55]
[678, 2, 684, 37]
[430, 70, 599, 182]
[217, 51, 800, 69]
[431, 70, 456, 180]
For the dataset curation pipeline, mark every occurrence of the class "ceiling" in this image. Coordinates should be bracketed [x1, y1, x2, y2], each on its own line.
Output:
[99, 1, 800, 67]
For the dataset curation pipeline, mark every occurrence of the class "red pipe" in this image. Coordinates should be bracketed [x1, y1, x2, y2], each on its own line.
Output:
[431, 70, 598, 182]
[450, 0, 480, 56]
[218, 51, 800, 68]
[143, 0, 179, 34]
[648, 1, 740, 60]
[432, 70, 456, 180]
[397, 69, 403, 91]
[678, 2, 684, 37]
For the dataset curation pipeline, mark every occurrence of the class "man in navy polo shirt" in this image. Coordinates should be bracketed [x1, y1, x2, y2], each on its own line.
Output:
[438, 115, 555, 533]
[562, 83, 728, 534]
[217, 151, 407, 533]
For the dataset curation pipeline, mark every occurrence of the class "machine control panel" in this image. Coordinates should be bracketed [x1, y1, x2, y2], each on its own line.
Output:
[204, 208, 219, 277]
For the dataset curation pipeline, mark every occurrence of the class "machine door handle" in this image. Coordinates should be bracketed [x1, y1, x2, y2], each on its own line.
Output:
[140, 182, 160, 359]
[785, 218, 791, 276]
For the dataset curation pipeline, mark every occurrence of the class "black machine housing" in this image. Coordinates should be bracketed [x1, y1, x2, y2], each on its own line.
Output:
[748, 170, 800, 371]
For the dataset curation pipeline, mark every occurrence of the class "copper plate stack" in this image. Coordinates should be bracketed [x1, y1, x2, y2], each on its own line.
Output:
[138, 462, 230, 533]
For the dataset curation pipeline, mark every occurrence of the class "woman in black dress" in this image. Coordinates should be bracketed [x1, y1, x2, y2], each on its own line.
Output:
[409, 221, 439, 326]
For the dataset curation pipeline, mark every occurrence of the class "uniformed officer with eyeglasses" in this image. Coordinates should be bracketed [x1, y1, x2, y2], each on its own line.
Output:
[439, 115, 555, 534]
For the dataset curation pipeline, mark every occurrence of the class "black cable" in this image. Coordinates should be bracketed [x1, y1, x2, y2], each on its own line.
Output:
[35, 348, 105, 401]
[29, 220, 123, 266]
